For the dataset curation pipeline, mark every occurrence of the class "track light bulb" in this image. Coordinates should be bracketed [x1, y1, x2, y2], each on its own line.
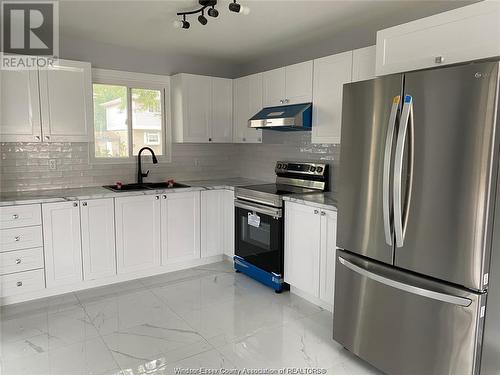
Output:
[207, 7, 219, 17]
[198, 13, 208, 25]
[229, 1, 250, 15]
[173, 19, 190, 29]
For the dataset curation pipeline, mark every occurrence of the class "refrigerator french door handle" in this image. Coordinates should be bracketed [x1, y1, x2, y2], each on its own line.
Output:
[394, 95, 414, 248]
[383, 95, 400, 246]
[338, 256, 472, 307]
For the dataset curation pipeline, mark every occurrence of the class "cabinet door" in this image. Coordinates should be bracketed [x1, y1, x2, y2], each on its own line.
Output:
[201, 190, 224, 257]
[0, 69, 41, 142]
[319, 209, 337, 307]
[263, 67, 286, 107]
[80, 198, 116, 281]
[284, 202, 321, 297]
[233, 74, 262, 143]
[211, 78, 233, 143]
[352, 46, 376, 82]
[223, 190, 235, 257]
[161, 191, 200, 264]
[312, 51, 352, 144]
[115, 195, 161, 274]
[184, 74, 212, 142]
[39, 59, 92, 142]
[285, 61, 313, 105]
[42, 201, 83, 288]
[376, 2, 500, 76]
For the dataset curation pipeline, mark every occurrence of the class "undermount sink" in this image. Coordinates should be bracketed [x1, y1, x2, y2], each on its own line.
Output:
[103, 182, 190, 192]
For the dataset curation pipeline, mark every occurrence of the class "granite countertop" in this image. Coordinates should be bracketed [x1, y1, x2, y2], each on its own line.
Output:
[283, 192, 337, 211]
[0, 177, 268, 207]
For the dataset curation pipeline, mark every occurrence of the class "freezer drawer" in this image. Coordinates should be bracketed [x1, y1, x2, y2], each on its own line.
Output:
[333, 250, 486, 375]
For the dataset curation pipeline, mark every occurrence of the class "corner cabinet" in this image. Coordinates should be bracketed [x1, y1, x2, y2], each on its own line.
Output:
[114, 195, 161, 274]
[42, 201, 83, 288]
[161, 191, 201, 264]
[233, 73, 263, 143]
[284, 201, 337, 310]
[172, 74, 233, 143]
[312, 51, 353, 144]
[263, 61, 313, 107]
[0, 59, 92, 143]
[376, 1, 500, 76]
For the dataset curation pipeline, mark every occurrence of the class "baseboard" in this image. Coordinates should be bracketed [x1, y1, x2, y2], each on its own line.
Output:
[290, 286, 333, 313]
[0, 255, 224, 306]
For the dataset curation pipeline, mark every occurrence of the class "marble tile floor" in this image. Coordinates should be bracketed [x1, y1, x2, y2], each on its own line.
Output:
[0, 261, 383, 375]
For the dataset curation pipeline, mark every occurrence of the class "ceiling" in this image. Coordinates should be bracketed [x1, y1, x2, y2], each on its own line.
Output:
[60, 0, 475, 67]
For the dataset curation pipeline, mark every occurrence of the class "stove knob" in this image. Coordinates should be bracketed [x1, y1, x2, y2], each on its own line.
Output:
[310, 166, 316, 173]
[277, 163, 282, 169]
[316, 167, 323, 174]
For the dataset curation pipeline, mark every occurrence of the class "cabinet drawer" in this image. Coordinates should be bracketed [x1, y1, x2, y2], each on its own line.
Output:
[0, 204, 41, 229]
[0, 247, 44, 275]
[0, 269, 45, 297]
[0, 226, 43, 252]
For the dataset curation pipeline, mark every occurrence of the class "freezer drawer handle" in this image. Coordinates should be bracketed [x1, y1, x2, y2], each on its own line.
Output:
[338, 256, 472, 307]
[382, 95, 400, 246]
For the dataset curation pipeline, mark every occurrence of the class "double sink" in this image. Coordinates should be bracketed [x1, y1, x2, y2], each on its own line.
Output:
[103, 182, 191, 192]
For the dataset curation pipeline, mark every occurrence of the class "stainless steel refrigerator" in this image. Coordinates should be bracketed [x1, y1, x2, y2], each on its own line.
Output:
[334, 61, 500, 375]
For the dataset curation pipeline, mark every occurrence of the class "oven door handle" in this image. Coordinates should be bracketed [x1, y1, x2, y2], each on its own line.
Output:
[234, 200, 282, 218]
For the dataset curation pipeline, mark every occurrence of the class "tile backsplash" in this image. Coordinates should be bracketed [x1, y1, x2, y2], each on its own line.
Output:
[0, 132, 340, 192]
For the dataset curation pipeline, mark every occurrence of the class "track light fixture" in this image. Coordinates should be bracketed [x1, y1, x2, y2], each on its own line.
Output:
[229, 0, 250, 15]
[174, 0, 248, 30]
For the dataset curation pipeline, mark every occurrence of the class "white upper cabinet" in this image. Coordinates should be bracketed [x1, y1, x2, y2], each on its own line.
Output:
[80, 198, 116, 281]
[115, 195, 161, 274]
[0, 70, 42, 142]
[172, 74, 233, 143]
[312, 51, 353, 144]
[201, 190, 224, 258]
[39, 60, 92, 142]
[161, 191, 201, 264]
[0, 59, 91, 143]
[211, 78, 233, 143]
[233, 73, 262, 143]
[42, 201, 83, 288]
[263, 61, 313, 107]
[352, 46, 376, 82]
[376, 1, 500, 76]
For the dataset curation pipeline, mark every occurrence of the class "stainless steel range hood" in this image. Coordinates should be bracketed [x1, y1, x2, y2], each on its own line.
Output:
[248, 103, 312, 131]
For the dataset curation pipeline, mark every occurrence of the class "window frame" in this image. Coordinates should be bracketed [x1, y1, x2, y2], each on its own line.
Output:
[91, 69, 172, 164]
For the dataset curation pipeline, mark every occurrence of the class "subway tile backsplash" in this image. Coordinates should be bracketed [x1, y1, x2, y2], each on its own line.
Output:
[0, 132, 340, 193]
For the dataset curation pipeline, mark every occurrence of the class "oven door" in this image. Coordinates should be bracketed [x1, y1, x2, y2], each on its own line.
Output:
[234, 200, 283, 275]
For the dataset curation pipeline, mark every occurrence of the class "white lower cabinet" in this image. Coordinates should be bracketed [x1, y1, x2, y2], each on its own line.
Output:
[161, 191, 201, 264]
[42, 201, 83, 288]
[80, 198, 117, 281]
[115, 195, 161, 274]
[223, 190, 235, 257]
[284, 201, 337, 308]
[201, 190, 224, 258]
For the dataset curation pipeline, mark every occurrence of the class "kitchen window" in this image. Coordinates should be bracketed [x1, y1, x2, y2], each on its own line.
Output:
[92, 69, 171, 162]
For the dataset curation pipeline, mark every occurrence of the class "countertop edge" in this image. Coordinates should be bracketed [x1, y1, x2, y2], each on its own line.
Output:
[283, 195, 338, 211]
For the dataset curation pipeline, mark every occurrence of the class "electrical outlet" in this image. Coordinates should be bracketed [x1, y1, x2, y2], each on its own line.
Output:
[49, 159, 57, 170]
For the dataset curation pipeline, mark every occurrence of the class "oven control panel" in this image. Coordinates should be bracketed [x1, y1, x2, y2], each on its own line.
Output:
[275, 161, 327, 176]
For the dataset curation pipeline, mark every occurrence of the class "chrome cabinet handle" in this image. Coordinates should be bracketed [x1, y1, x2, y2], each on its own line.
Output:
[383, 95, 400, 246]
[435, 56, 444, 64]
[15, 258, 22, 264]
[284, 99, 289, 103]
[12, 214, 19, 220]
[16, 281, 23, 287]
[14, 236, 21, 242]
[162, 195, 167, 199]
[208, 138, 212, 142]
[314, 209, 319, 215]
[242, 137, 246, 142]
[44, 135, 50, 140]
[280, 99, 284, 104]
[155, 196, 160, 200]
[34, 135, 41, 141]
[321, 211, 326, 216]
[73, 202, 78, 207]
[394, 95, 414, 248]
[82, 202, 87, 206]
[257, 138, 262, 142]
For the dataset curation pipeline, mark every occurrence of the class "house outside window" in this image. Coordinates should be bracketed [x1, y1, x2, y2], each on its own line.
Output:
[92, 69, 171, 162]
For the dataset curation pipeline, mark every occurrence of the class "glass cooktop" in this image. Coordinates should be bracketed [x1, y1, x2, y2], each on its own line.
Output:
[241, 183, 318, 196]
